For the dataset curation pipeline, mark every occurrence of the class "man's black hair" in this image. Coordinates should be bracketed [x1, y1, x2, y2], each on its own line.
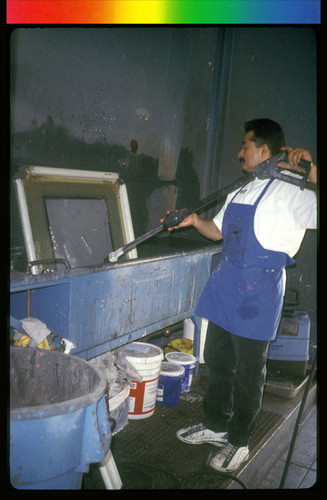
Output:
[244, 118, 285, 156]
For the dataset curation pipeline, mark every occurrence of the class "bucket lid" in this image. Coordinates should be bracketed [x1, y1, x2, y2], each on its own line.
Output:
[160, 361, 185, 377]
[125, 341, 163, 362]
[165, 351, 196, 365]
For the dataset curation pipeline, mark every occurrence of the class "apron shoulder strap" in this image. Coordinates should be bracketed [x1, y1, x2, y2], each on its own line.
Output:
[253, 177, 275, 207]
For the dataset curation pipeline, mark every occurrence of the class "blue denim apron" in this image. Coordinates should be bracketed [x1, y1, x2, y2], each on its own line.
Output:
[195, 179, 294, 341]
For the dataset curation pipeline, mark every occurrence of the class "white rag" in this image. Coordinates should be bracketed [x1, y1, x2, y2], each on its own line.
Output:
[20, 317, 51, 345]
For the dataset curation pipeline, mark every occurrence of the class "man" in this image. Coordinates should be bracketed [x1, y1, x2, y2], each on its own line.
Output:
[166, 119, 317, 473]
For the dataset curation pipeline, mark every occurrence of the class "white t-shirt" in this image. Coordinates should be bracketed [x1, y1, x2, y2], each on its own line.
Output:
[212, 172, 317, 258]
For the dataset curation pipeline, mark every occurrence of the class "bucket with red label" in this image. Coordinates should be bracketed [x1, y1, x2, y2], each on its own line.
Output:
[125, 342, 163, 419]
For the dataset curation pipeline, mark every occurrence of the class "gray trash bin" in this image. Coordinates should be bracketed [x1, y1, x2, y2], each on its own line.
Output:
[10, 346, 112, 489]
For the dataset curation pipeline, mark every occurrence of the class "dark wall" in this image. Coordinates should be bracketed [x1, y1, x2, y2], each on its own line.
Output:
[214, 28, 317, 190]
[10, 27, 217, 240]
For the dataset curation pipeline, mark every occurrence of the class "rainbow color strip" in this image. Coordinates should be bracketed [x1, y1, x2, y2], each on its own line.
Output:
[7, 0, 320, 24]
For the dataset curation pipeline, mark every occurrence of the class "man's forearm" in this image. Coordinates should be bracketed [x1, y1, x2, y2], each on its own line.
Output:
[192, 216, 222, 241]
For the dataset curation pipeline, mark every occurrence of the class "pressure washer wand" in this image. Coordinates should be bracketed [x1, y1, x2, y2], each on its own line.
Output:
[108, 172, 255, 262]
[108, 224, 167, 263]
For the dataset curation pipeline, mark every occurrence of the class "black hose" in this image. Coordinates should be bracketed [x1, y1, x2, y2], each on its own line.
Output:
[180, 469, 248, 489]
[117, 461, 248, 489]
[279, 354, 317, 489]
[117, 462, 180, 489]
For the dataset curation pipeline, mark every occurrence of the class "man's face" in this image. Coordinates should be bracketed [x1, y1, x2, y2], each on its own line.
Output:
[238, 131, 271, 173]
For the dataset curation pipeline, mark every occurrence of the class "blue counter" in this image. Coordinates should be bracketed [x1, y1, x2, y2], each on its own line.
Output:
[10, 246, 221, 360]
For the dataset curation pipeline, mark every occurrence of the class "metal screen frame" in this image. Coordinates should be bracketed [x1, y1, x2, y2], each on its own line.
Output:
[14, 166, 137, 274]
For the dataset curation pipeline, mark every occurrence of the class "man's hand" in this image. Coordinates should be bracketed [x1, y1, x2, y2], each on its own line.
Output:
[279, 146, 317, 184]
[160, 210, 222, 241]
[160, 210, 199, 231]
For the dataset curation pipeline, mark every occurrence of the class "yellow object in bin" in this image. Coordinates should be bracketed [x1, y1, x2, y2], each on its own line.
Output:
[164, 338, 193, 355]
[37, 338, 50, 350]
[14, 334, 31, 347]
[14, 335, 51, 350]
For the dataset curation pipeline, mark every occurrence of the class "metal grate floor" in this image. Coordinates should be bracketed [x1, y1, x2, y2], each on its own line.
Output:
[83, 379, 284, 490]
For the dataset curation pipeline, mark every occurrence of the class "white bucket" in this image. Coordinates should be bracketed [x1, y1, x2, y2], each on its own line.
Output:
[199, 318, 208, 363]
[183, 318, 207, 363]
[183, 318, 195, 340]
[108, 382, 130, 434]
[125, 342, 163, 419]
[165, 351, 197, 393]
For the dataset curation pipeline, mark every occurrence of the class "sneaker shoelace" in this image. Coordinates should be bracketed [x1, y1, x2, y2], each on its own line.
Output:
[188, 423, 206, 435]
[224, 445, 239, 462]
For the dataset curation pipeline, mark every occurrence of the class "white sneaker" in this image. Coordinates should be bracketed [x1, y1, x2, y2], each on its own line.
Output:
[209, 443, 249, 472]
[176, 423, 228, 447]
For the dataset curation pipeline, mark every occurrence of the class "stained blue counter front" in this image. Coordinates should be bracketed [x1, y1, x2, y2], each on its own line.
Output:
[10, 246, 221, 360]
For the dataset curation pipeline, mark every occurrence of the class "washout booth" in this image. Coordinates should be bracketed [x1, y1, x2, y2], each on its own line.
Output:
[10, 166, 220, 362]
[10, 166, 221, 488]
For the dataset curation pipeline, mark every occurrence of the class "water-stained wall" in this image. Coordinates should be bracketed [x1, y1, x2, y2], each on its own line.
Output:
[10, 27, 217, 245]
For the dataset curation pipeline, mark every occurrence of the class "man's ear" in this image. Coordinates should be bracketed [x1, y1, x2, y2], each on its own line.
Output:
[261, 143, 271, 159]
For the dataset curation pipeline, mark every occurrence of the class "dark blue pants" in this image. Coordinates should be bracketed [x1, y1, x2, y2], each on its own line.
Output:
[203, 321, 269, 447]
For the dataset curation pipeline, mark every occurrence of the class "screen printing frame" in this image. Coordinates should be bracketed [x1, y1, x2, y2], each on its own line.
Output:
[14, 166, 137, 274]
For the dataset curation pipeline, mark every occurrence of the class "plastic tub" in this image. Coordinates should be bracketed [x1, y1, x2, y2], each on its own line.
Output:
[10, 346, 111, 489]
[156, 361, 185, 406]
[165, 351, 197, 393]
[164, 338, 193, 355]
